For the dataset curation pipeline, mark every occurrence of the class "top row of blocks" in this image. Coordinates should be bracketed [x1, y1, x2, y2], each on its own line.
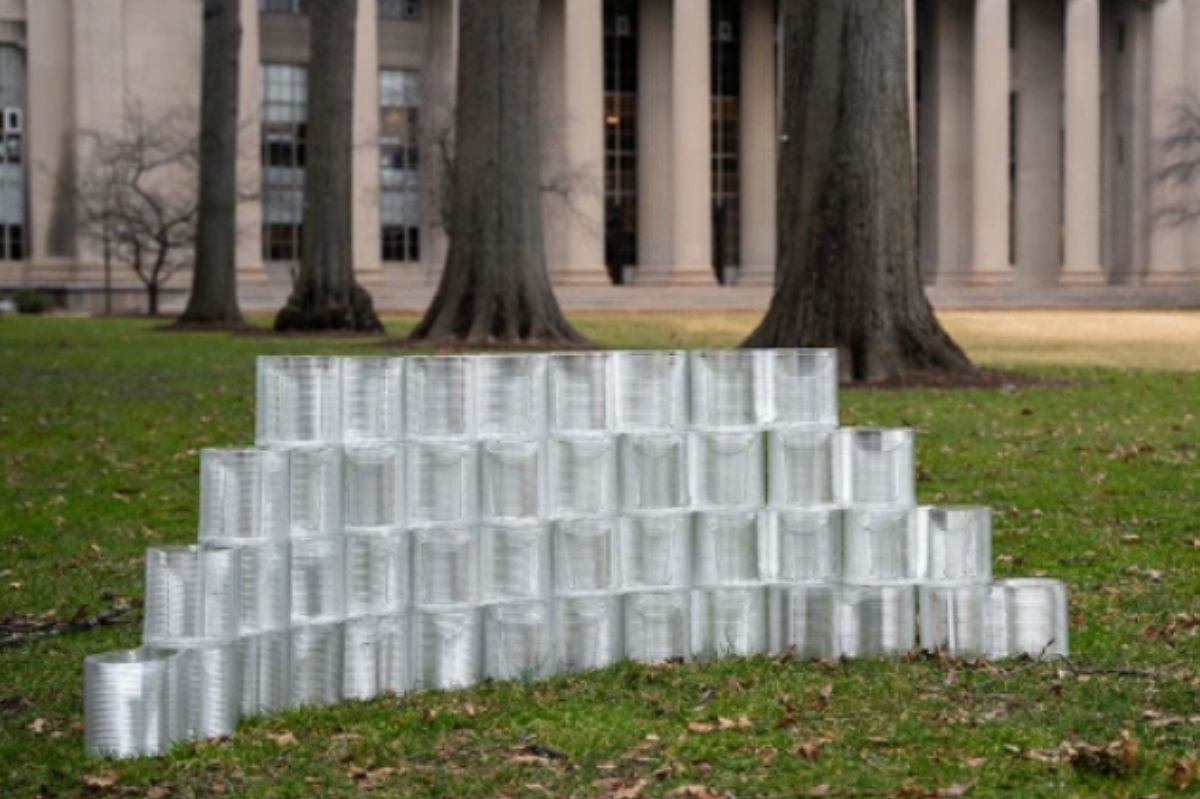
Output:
[255, 350, 840, 446]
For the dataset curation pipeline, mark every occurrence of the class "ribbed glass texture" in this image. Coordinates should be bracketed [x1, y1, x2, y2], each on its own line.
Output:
[692, 510, 770, 587]
[287, 445, 343, 538]
[833, 428, 915, 506]
[405, 356, 475, 439]
[256, 356, 341, 446]
[620, 512, 692, 589]
[690, 431, 765, 509]
[84, 648, 182, 758]
[554, 594, 622, 671]
[413, 526, 477, 605]
[766, 349, 838, 427]
[548, 352, 612, 431]
[238, 630, 290, 716]
[407, 441, 477, 525]
[774, 507, 842, 583]
[180, 642, 241, 740]
[341, 357, 403, 443]
[623, 590, 690, 662]
[768, 585, 839, 659]
[484, 601, 554, 680]
[613, 351, 687, 431]
[481, 439, 544, 520]
[143, 545, 241, 647]
[414, 605, 481, 689]
[480, 522, 551, 602]
[921, 506, 992, 584]
[768, 429, 834, 507]
[842, 508, 922, 584]
[345, 531, 409, 617]
[476, 354, 547, 437]
[919, 585, 989, 657]
[553, 519, 618, 594]
[198, 448, 289, 542]
[619, 433, 688, 510]
[691, 587, 768, 658]
[992, 578, 1069, 658]
[344, 445, 404, 533]
[690, 350, 767, 428]
[838, 585, 916, 657]
[290, 537, 345, 623]
[548, 435, 617, 518]
[289, 622, 344, 707]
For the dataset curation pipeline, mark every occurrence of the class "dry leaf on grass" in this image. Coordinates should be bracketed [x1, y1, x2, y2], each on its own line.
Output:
[669, 785, 723, 799]
[266, 731, 298, 746]
[80, 771, 119, 789]
[1169, 755, 1197, 789]
[611, 777, 649, 799]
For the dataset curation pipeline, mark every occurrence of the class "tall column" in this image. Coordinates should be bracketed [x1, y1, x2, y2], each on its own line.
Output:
[352, 0, 383, 280]
[667, 0, 713, 284]
[738, 0, 776, 285]
[541, 0, 607, 285]
[235, 0, 266, 284]
[928, 0, 974, 286]
[1062, 0, 1103, 284]
[637, 0, 674, 279]
[1184, 0, 1200, 274]
[972, 0, 1012, 282]
[1148, 0, 1187, 283]
[419, 0, 457, 284]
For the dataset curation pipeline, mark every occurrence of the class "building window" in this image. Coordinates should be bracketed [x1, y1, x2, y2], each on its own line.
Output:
[259, 0, 305, 13]
[711, 0, 740, 283]
[379, 69, 421, 262]
[604, 0, 638, 284]
[0, 45, 25, 262]
[261, 63, 307, 261]
[378, 0, 420, 20]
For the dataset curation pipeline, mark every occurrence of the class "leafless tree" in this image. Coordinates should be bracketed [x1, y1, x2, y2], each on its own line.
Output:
[744, 0, 973, 381]
[1155, 91, 1200, 228]
[73, 108, 200, 316]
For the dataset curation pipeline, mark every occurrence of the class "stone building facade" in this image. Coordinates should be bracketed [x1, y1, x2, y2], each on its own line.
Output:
[0, 0, 1196, 310]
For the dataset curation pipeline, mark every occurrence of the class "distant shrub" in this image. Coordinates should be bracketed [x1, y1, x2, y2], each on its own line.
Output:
[14, 289, 53, 315]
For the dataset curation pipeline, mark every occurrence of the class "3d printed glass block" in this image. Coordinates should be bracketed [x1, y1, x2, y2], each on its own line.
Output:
[773, 507, 842, 583]
[256, 356, 342, 446]
[236, 541, 291, 635]
[238, 630, 290, 716]
[289, 622, 344, 707]
[767, 429, 834, 507]
[691, 587, 768, 659]
[690, 350, 767, 428]
[624, 590, 690, 662]
[842, 508, 922, 584]
[481, 439, 544, 520]
[480, 521, 552, 602]
[290, 537, 346, 623]
[553, 518, 619, 594]
[690, 431, 765, 509]
[476, 354, 547, 437]
[287, 445, 344, 538]
[692, 510, 770, 586]
[199, 448, 289, 542]
[620, 512, 692, 589]
[767, 349, 838, 427]
[548, 352, 613, 431]
[343, 613, 410, 700]
[179, 642, 241, 740]
[554, 594, 623, 671]
[413, 526, 477, 605]
[833, 428, 915, 506]
[143, 545, 241, 647]
[838, 585, 916, 658]
[549, 435, 618, 518]
[920, 506, 992, 584]
[484, 601, 554, 680]
[414, 605, 482, 690]
[405, 356, 475, 439]
[919, 585, 989, 657]
[341, 357, 403, 443]
[620, 433, 688, 510]
[991, 578, 1069, 658]
[84, 648, 183, 757]
[345, 531, 409, 617]
[613, 351, 687, 431]
[344, 445, 404, 533]
[407, 441, 478, 526]
[768, 585, 839, 660]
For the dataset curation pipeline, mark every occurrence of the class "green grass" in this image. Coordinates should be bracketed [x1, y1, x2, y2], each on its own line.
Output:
[2, 314, 1198, 798]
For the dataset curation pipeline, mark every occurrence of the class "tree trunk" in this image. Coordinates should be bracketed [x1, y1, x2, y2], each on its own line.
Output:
[180, 0, 244, 326]
[743, 0, 973, 382]
[408, 0, 586, 346]
[148, 282, 159, 317]
[274, 0, 382, 332]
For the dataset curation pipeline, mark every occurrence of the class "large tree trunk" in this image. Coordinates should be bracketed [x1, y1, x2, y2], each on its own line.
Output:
[744, 0, 973, 382]
[275, 0, 382, 332]
[180, 0, 244, 326]
[408, 0, 586, 346]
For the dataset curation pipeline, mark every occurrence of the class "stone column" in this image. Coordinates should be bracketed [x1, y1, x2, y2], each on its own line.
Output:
[1148, 0, 1187, 283]
[666, 0, 713, 284]
[738, 0, 776, 285]
[235, 0, 266, 285]
[1062, 0, 1103, 284]
[636, 0, 674, 279]
[352, 0, 383, 282]
[1184, 0, 1200, 273]
[419, 0, 457, 284]
[542, 0, 607, 285]
[972, 0, 1012, 282]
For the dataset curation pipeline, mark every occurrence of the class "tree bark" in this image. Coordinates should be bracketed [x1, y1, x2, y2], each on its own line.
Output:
[180, 0, 244, 326]
[743, 0, 973, 382]
[408, 0, 586, 347]
[275, 0, 383, 332]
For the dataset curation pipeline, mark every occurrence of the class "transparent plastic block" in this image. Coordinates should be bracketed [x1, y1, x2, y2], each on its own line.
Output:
[345, 531, 410, 617]
[290, 536, 346, 623]
[236, 540, 291, 635]
[84, 648, 183, 758]
[690, 350, 768, 428]
[480, 439, 544, 520]
[774, 507, 842, 583]
[256, 356, 342, 446]
[198, 448, 290, 542]
[344, 445, 404, 534]
[179, 642, 241, 741]
[619, 433, 688, 510]
[767, 429, 834, 507]
[985, 583, 1009, 659]
[692, 510, 770, 587]
[624, 590, 691, 662]
[842, 507, 922, 584]
[484, 601, 554, 680]
[405, 356, 475, 439]
[480, 521, 552, 602]
[833, 428, 915, 506]
[993, 578, 1069, 658]
[620, 512, 692, 589]
[341, 357, 404, 443]
[767, 349, 838, 427]
[549, 435, 618, 518]
[407, 441, 478, 526]
[143, 545, 241, 647]
[691, 587, 768, 659]
[238, 630, 290, 716]
[920, 506, 992, 585]
[287, 445, 344, 538]
[613, 350, 687, 431]
[548, 352, 613, 432]
[414, 605, 482, 690]
[476, 354, 547, 437]
[553, 518, 619, 594]
[838, 585, 917, 658]
[690, 431, 765, 509]
[918, 585, 989, 657]
[344, 613, 411, 700]
[554, 593, 623, 671]
[413, 526, 477, 605]
[768, 585, 839, 660]
[289, 622, 344, 707]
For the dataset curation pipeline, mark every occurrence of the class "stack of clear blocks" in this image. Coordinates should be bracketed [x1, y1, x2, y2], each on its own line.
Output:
[83, 351, 1070, 758]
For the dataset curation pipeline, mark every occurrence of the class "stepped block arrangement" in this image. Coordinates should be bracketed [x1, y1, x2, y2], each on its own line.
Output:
[83, 351, 1070, 758]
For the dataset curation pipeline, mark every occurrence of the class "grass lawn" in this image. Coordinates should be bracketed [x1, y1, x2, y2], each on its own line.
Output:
[1, 312, 1198, 799]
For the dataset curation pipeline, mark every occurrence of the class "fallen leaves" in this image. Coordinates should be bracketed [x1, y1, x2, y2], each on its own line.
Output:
[265, 730, 298, 746]
[687, 714, 751, 734]
[794, 737, 833, 761]
[668, 785, 722, 799]
[1169, 755, 1197, 789]
[80, 771, 119, 789]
